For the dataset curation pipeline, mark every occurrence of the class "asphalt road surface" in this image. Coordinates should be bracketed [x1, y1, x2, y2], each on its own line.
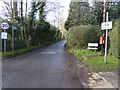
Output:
[2, 40, 87, 88]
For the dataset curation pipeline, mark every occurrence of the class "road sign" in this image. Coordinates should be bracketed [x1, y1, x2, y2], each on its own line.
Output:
[0, 22, 9, 30]
[12, 26, 17, 30]
[1, 32, 7, 39]
[101, 21, 112, 30]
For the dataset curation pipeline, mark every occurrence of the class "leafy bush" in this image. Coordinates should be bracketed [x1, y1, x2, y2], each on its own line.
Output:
[6, 40, 12, 51]
[109, 19, 120, 58]
[66, 25, 99, 49]
[15, 40, 27, 50]
[29, 21, 62, 46]
[2, 39, 27, 51]
[64, 17, 73, 30]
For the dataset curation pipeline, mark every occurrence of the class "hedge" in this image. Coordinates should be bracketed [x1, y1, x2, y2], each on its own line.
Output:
[109, 19, 120, 58]
[66, 25, 100, 49]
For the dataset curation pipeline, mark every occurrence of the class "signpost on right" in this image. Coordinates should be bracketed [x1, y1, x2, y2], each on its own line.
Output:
[101, 12, 112, 63]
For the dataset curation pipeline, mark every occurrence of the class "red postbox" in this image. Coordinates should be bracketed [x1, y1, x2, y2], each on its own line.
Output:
[99, 36, 106, 44]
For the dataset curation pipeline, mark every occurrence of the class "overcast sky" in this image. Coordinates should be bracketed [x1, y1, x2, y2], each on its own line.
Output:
[45, 0, 71, 27]
[0, 0, 71, 25]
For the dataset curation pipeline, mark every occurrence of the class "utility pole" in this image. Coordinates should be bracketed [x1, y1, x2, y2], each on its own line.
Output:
[103, 0, 107, 22]
[101, 0, 112, 63]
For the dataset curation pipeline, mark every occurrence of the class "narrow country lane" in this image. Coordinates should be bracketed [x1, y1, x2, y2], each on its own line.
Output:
[2, 40, 88, 88]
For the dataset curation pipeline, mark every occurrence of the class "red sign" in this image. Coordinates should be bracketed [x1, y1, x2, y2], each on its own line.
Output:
[99, 36, 106, 44]
[0, 22, 10, 30]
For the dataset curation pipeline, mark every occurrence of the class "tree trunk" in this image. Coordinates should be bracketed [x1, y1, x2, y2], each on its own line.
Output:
[10, 0, 13, 19]
[20, 1, 24, 40]
[24, 0, 27, 41]
[21, 1, 23, 22]
[13, 0, 18, 20]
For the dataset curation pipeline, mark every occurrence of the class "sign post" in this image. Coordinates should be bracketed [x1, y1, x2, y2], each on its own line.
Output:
[104, 12, 109, 63]
[4, 30, 6, 54]
[0, 22, 9, 54]
[12, 26, 17, 51]
[101, 12, 112, 63]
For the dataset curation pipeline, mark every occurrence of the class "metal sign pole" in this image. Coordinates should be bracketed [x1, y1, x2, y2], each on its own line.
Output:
[12, 28, 14, 51]
[11, 26, 17, 51]
[4, 30, 6, 54]
[1, 22, 9, 54]
[104, 12, 109, 63]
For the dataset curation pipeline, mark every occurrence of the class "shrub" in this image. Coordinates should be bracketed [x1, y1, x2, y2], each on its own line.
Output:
[66, 25, 99, 49]
[6, 40, 12, 51]
[109, 19, 120, 58]
[2, 39, 12, 51]
[29, 21, 61, 46]
[14, 40, 27, 50]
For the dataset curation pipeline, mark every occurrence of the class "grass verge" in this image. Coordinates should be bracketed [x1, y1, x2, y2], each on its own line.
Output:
[69, 49, 119, 72]
[1, 46, 39, 58]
